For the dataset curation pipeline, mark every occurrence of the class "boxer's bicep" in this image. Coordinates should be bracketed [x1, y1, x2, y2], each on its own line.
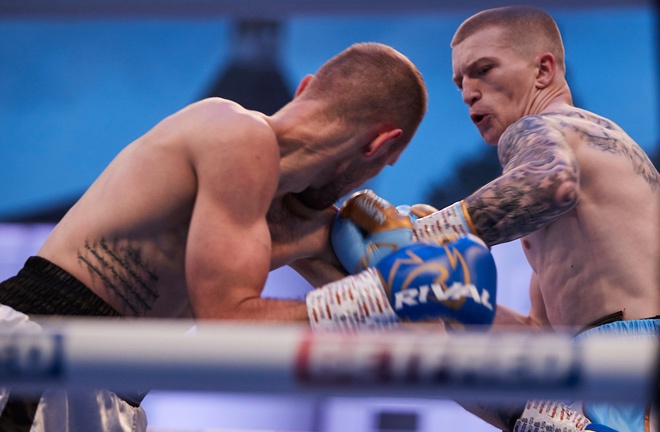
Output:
[290, 255, 347, 288]
[187, 205, 309, 322]
[185, 115, 279, 319]
[186, 197, 272, 319]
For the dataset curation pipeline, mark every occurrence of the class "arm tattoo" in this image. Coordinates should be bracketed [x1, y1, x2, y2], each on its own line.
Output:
[466, 116, 580, 246]
[78, 238, 160, 316]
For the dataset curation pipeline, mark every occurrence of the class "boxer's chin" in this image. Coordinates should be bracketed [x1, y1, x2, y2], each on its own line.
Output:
[294, 188, 337, 210]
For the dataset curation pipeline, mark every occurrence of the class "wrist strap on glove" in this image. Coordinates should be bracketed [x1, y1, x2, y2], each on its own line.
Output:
[413, 201, 476, 241]
[513, 400, 591, 432]
[306, 268, 400, 332]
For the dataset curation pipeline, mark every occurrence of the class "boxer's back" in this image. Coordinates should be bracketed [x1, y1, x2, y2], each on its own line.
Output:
[38, 98, 278, 318]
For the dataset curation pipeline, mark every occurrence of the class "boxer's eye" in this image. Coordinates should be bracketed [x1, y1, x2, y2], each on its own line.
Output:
[477, 65, 492, 76]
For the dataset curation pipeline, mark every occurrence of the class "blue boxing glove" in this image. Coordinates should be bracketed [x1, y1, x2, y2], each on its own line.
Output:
[376, 234, 496, 326]
[331, 190, 414, 274]
[306, 234, 497, 331]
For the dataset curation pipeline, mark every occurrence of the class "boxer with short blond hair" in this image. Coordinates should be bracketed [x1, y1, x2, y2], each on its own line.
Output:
[0, 42, 427, 431]
[443, 6, 658, 431]
[336, 6, 658, 432]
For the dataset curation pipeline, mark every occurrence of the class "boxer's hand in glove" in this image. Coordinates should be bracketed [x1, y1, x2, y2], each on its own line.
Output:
[307, 234, 497, 331]
[331, 190, 414, 274]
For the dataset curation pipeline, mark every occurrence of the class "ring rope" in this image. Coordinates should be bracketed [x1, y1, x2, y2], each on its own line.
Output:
[0, 319, 655, 404]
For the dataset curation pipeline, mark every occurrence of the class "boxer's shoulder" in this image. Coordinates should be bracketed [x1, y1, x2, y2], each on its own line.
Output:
[159, 98, 274, 144]
[177, 102, 279, 180]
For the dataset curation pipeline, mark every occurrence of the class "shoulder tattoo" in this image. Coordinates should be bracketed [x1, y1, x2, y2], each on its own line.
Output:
[559, 110, 659, 191]
[466, 116, 580, 245]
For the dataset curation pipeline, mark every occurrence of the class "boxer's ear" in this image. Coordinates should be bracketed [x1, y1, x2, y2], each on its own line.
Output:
[295, 74, 314, 97]
[535, 53, 556, 89]
[363, 128, 402, 157]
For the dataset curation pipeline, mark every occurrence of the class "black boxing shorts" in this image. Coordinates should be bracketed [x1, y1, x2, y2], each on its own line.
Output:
[0, 256, 120, 317]
[0, 256, 147, 431]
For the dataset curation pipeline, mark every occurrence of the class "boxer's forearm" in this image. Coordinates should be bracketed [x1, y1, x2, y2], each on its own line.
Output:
[290, 256, 347, 288]
[492, 304, 546, 329]
[463, 170, 577, 246]
[270, 243, 306, 271]
[196, 296, 310, 322]
[267, 194, 338, 270]
[269, 226, 334, 270]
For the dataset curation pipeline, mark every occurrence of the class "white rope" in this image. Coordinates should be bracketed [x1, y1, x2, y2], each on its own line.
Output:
[0, 319, 656, 404]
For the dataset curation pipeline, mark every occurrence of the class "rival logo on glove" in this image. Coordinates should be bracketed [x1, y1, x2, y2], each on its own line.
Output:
[393, 281, 494, 312]
[375, 236, 497, 325]
[385, 243, 493, 311]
